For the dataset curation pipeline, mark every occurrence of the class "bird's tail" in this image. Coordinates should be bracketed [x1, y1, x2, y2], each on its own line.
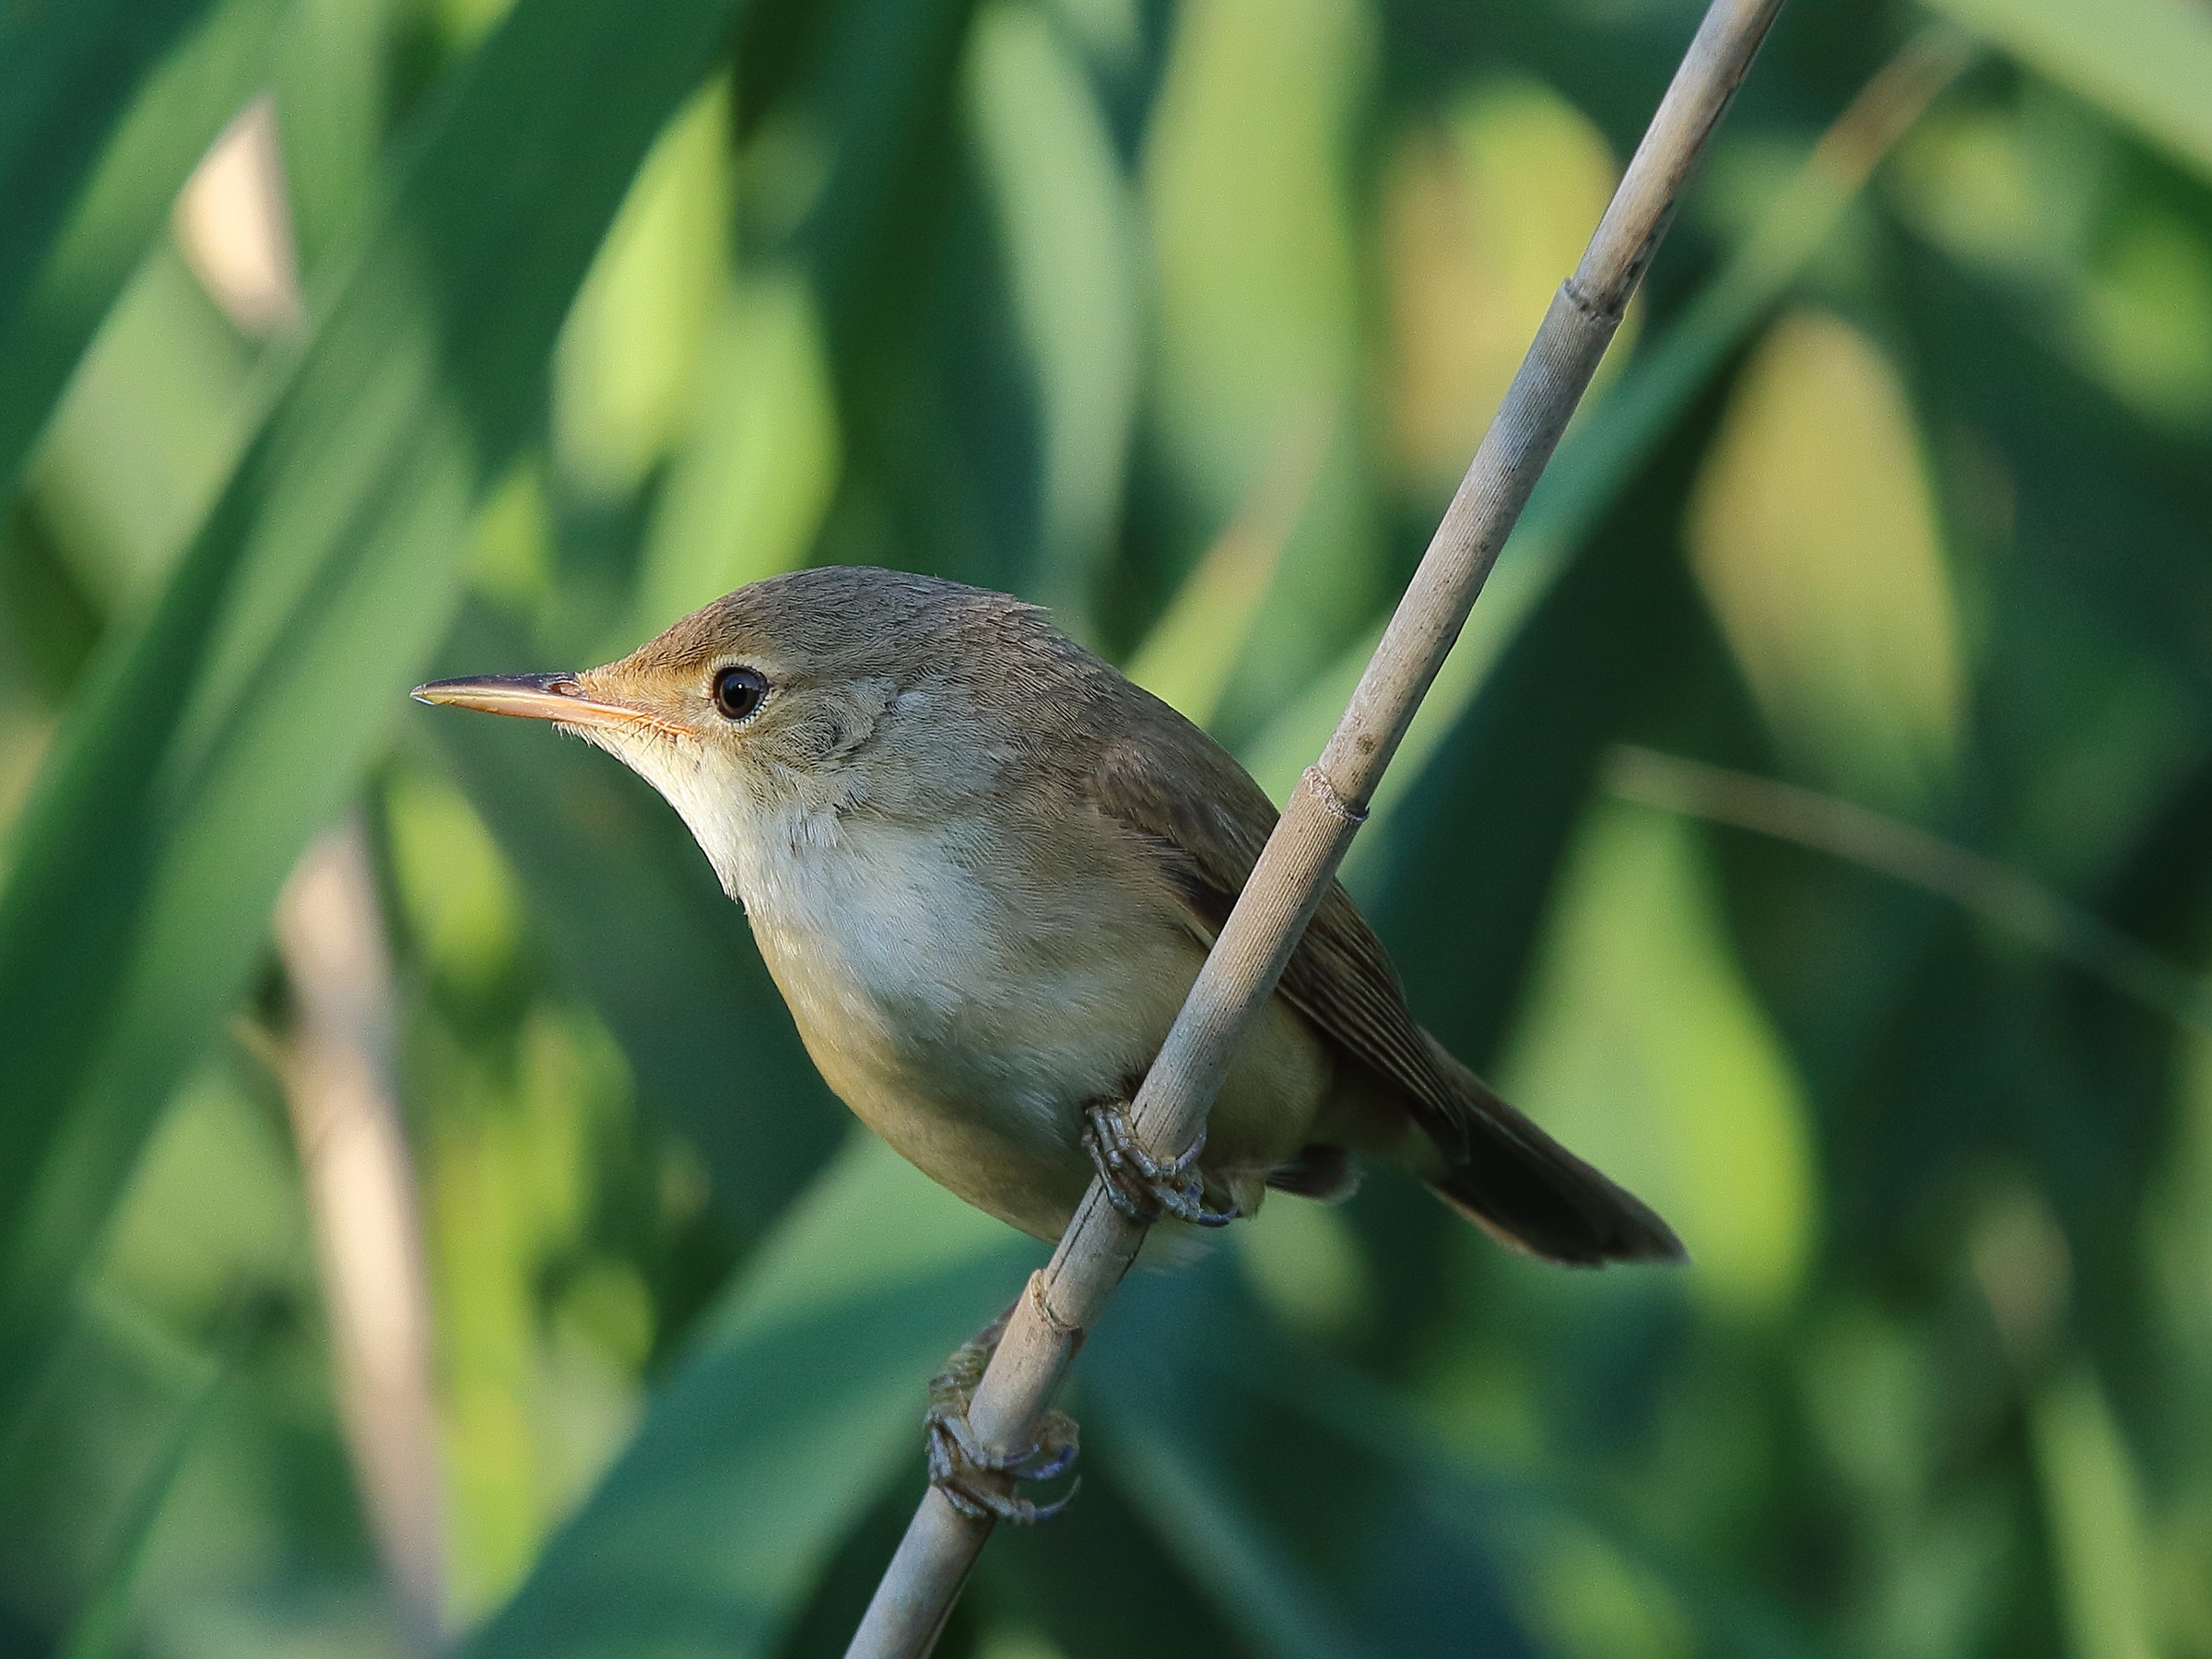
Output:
[1418, 1036, 1687, 1266]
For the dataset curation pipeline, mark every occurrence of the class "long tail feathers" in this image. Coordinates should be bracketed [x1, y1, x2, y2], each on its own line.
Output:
[1419, 1039, 1688, 1267]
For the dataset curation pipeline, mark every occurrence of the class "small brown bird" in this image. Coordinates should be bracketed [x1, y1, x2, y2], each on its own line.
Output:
[415, 567, 1682, 1267]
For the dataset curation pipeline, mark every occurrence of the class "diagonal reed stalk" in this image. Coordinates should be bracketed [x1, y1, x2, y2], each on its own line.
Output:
[845, 2, 1789, 1651]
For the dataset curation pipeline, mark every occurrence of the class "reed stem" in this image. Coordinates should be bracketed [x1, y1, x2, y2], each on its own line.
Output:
[846, 4, 1788, 1650]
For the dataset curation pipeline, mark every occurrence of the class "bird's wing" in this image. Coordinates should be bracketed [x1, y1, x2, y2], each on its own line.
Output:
[1084, 705, 1470, 1149]
[1081, 697, 1688, 1267]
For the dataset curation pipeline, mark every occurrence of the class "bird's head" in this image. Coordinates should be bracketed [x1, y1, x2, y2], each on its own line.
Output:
[414, 567, 1077, 890]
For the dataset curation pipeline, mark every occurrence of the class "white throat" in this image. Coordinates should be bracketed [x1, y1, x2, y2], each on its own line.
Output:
[603, 735, 841, 910]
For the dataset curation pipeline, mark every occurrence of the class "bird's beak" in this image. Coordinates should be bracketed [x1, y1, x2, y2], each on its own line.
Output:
[411, 673, 686, 736]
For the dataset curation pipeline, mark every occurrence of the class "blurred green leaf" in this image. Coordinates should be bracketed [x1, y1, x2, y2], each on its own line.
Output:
[0, 0, 756, 1423]
[1227, 1337, 1836, 1659]
[1608, 746, 2212, 1039]
[56, 1316, 243, 1659]
[0, 0, 291, 492]
[271, 0, 391, 273]
[795, 0, 982, 344]
[429, 605, 844, 1237]
[1923, 0, 2212, 186]
[1125, 406, 1327, 728]
[0, 0, 197, 304]
[965, 0, 1141, 632]
[1090, 1404, 1368, 1659]
[554, 76, 735, 504]
[628, 271, 841, 639]
[1144, 0, 1381, 744]
[1244, 32, 1971, 824]
[1500, 800, 1818, 1315]
[1683, 309, 1964, 815]
[26, 244, 262, 612]
[2030, 1364, 2161, 1659]
[464, 1135, 1034, 1658]
[780, 0, 1007, 592]
[1359, 443, 1716, 1071]
[1088, 1265, 1539, 1659]
[1142, 0, 1362, 524]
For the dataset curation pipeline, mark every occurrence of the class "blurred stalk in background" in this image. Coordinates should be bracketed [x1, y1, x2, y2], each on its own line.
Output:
[274, 826, 445, 1657]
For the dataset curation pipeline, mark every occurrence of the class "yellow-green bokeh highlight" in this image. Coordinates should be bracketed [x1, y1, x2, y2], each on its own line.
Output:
[1687, 309, 1965, 815]
[1892, 72, 2212, 434]
[1125, 406, 1329, 729]
[384, 769, 522, 1002]
[2075, 207, 2212, 429]
[629, 271, 840, 636]
[1144, 0, 1364, 507]
[1503, 800, 1818, 1317]
[466, 457, 557, 614]
[387, 769, 653, 1617]
[967, 0, 1141, 631]
[554, 76, 734, 503]
[2031, 1364, 2161, 1659]
[29, 247, 259, 608]
[547, 66, 848, 644]
[100, 1065, 309, 1339]
[1142, 0, 1380, 724]
[1382, 76, 1630, 501]
[425, 1004, 645, 1622]
[1230, 1190, 1371, 1344]
[1797, 1295, 2015, 1656]
[1525, 1520, 1694, 1659]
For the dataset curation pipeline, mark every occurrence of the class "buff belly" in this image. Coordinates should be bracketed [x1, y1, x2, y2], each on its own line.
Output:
[736, 819, 1336, 1241]
[796, 981, 1335, 1241]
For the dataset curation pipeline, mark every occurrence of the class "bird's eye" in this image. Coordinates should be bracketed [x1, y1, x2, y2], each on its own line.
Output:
[711, 665, 770, 721]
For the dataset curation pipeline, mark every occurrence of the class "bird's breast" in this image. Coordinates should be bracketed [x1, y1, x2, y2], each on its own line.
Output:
[733, 809, 1199, 1152]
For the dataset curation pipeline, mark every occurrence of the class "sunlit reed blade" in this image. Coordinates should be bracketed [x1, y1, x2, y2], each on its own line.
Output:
[0, 0, 752, 1456]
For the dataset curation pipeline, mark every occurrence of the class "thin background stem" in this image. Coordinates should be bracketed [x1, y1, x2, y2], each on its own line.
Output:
[1606, 745, 2212, 1038]
[847, 2, 1789, 1652]
[275, 825, 448, 1656]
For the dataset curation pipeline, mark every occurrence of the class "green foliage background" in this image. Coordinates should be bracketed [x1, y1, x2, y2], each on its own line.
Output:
[2, 0, 2210, 1654]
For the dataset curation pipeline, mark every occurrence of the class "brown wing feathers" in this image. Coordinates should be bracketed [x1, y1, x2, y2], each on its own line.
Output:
[1084, 694, 1685, 1266]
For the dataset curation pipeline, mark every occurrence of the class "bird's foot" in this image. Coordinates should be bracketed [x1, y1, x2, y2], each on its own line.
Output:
[924, 1312, 1079, 1524]
[1082, 1100, 1238, 1228]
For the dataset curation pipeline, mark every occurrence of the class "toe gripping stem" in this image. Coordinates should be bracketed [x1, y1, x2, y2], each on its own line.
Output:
[1082, 1100, 1238, 1228]
[924, 1308, 1079, 1525]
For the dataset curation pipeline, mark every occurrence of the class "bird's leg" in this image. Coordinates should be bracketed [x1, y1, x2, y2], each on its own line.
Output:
[924, 1302, 1080, 1524]
[1082, 1099, 1239, 1228]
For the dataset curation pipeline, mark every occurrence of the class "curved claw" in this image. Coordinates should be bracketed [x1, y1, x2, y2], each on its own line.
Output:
[925, 1404, 1080, 1524]
[923, 1312, 1080, 1525]
[1083, 1100, 1239, 1229]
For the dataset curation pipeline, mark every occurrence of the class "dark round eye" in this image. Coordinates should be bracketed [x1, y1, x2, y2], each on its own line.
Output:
[711, 665, 770, 721]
